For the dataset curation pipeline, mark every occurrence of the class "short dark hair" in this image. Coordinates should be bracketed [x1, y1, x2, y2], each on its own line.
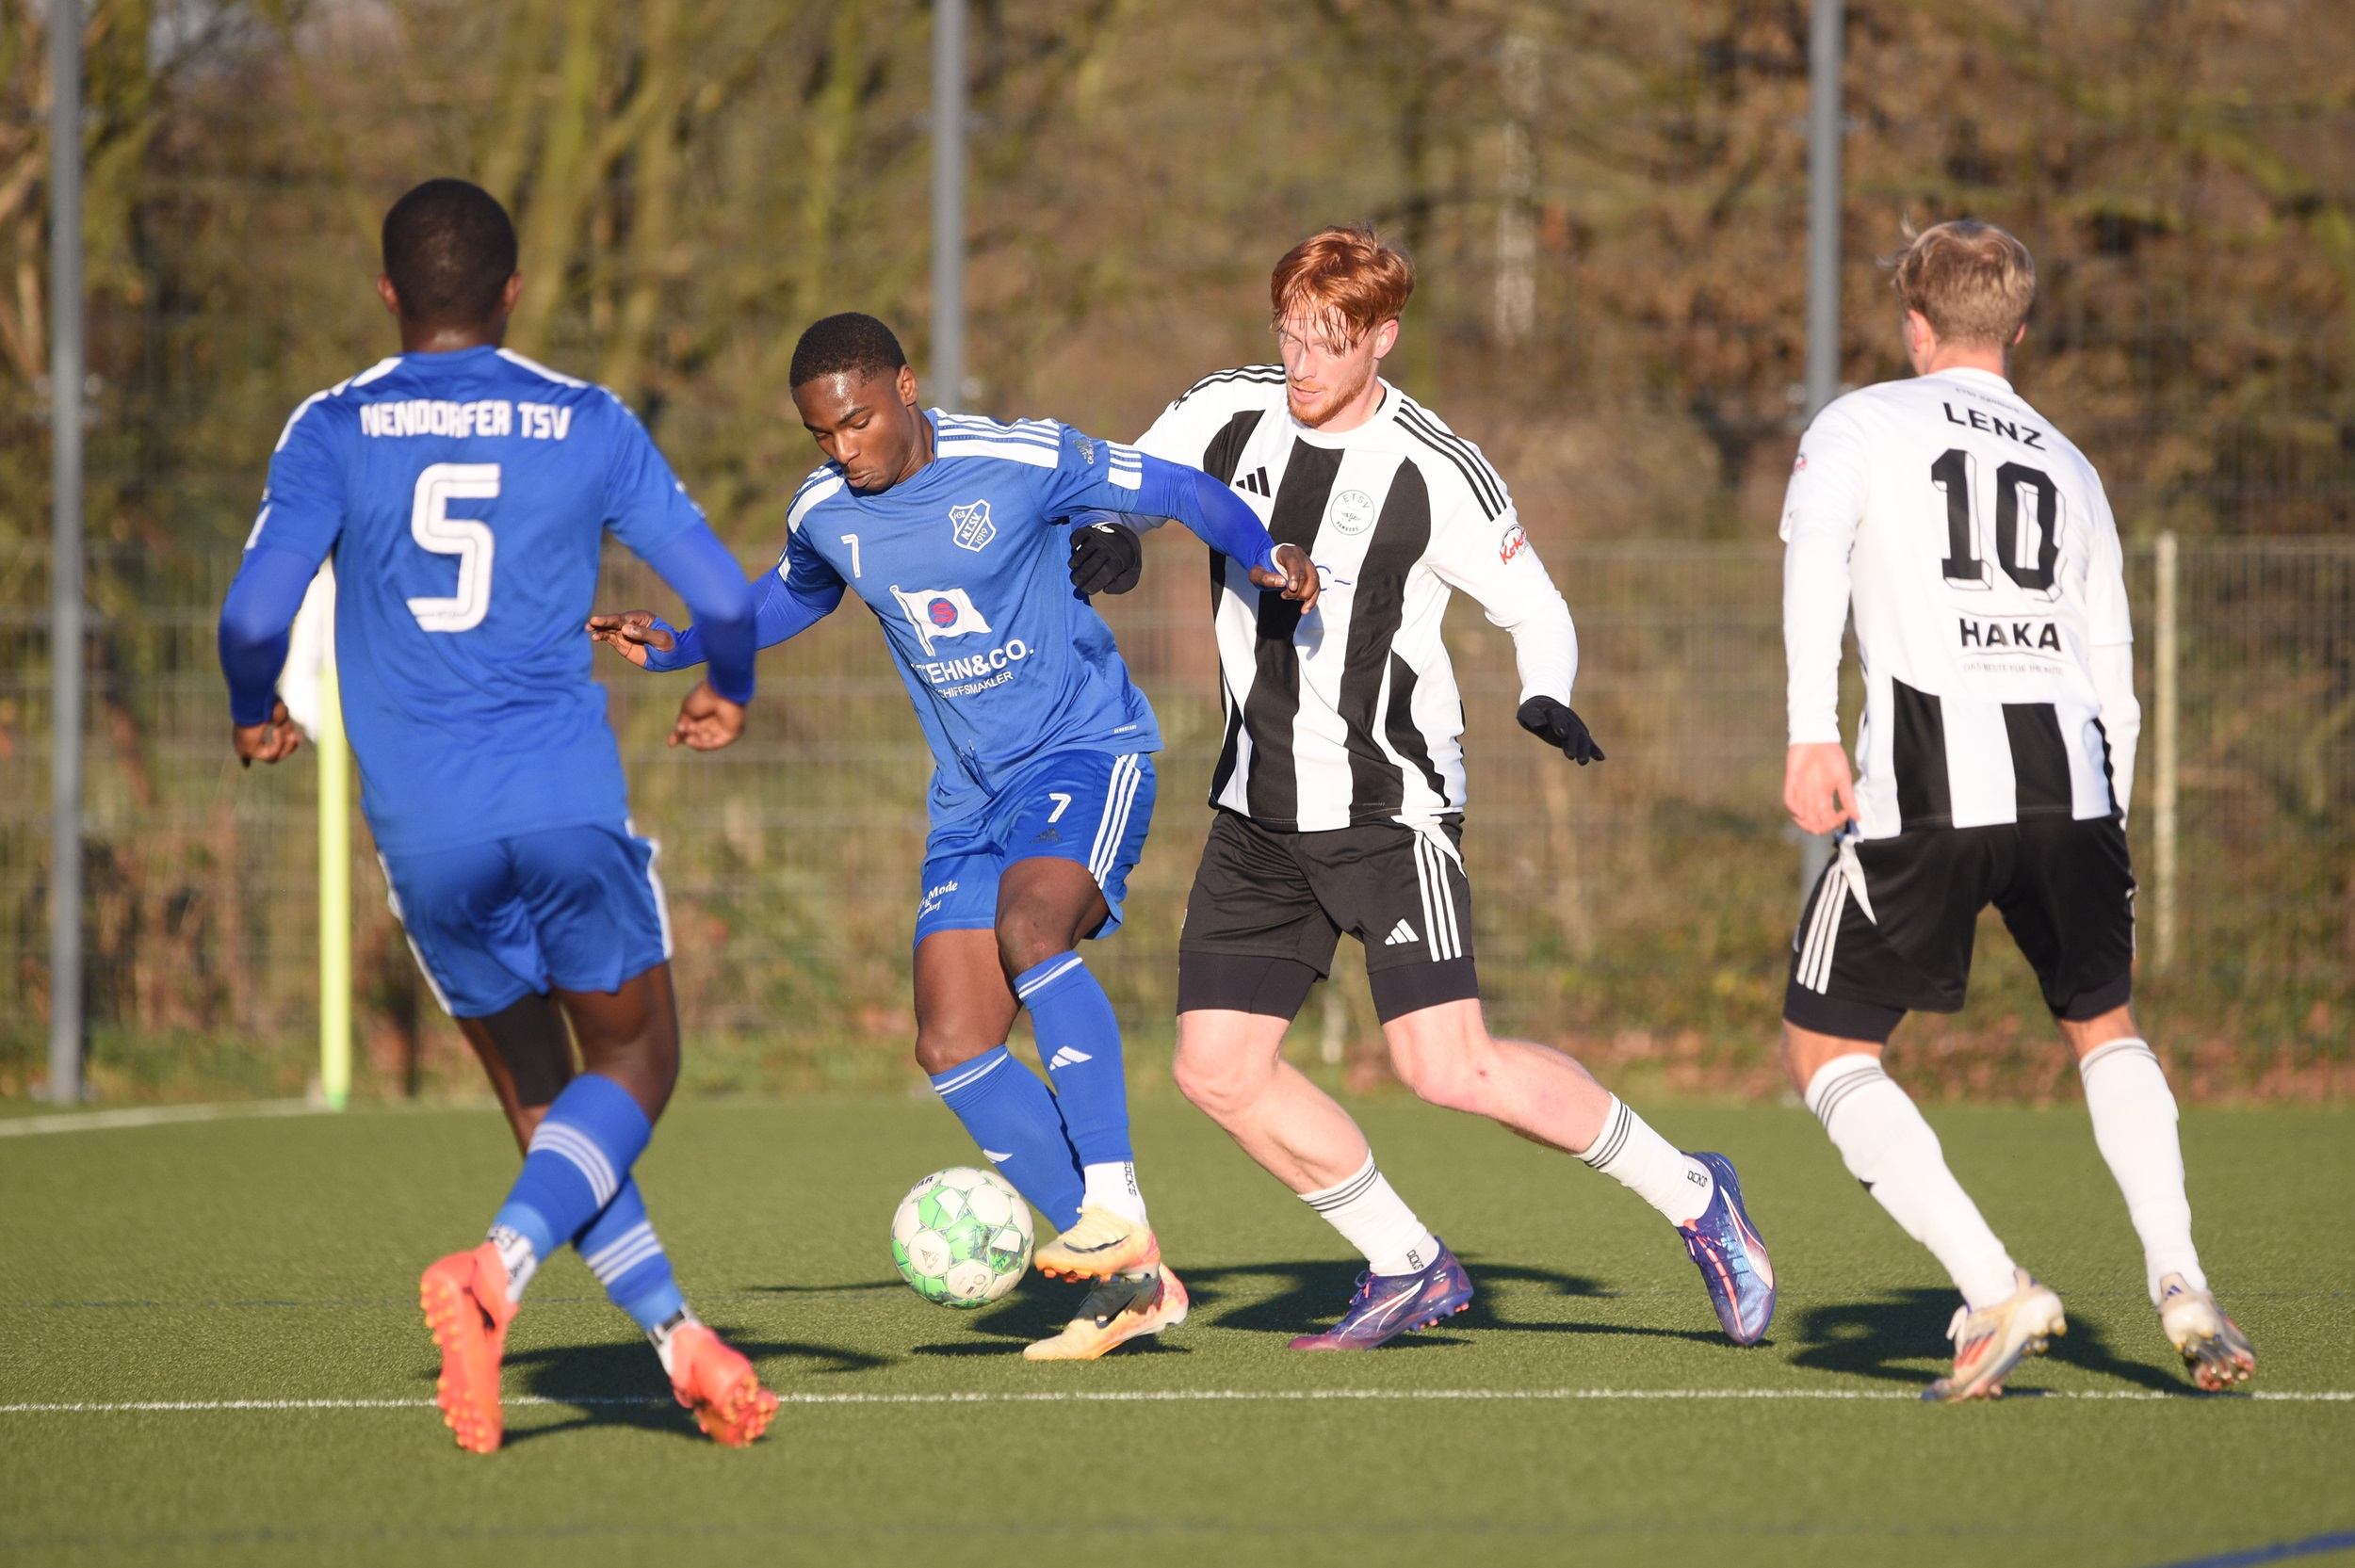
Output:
[789, 313, 908, 388]
[382, 179, 518, 328]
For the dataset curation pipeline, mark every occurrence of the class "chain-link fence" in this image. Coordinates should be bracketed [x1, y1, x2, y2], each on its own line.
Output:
[2, 531, 2346, 1104]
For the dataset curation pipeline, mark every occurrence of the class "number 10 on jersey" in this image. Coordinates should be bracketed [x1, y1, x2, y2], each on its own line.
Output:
[1929, 448, 2061, 599]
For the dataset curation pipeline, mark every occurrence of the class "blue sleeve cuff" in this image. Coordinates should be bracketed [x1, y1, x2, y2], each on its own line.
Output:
[642, 525, 755, 703]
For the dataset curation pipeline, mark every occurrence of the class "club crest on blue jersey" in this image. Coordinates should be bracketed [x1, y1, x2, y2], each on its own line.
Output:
[949, 498, 997, 552]
[890, 585, 994, 655]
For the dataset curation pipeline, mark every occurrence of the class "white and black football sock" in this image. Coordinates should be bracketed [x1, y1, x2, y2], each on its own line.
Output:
[2079, 1039, 2205, 1304]
[1579, 1096, 1714, 1226]
[1300, 1154, 1441, 1276]
[1806, 1054, 2018, 1310]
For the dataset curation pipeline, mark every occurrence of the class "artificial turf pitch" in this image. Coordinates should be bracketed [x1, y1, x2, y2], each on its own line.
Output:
[1, 1096, 2348, 1566]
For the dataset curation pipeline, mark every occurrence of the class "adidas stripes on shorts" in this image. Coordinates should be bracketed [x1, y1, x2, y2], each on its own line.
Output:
[1176, 809, 1478, 1025]
[1783, 814, 2137, 1044]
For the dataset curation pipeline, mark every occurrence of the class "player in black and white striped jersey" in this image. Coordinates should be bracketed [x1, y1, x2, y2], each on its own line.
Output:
[1778, 219, 2254, 1399]
[1078, 226, 1778, 1350]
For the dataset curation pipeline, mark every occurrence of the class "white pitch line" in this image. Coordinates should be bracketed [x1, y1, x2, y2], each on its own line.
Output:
[2, 1388, 2347, 1414]
[0, 1100, 324, 1139]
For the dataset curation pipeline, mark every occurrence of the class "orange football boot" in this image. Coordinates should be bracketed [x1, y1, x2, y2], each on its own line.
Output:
[668, 1323, 780, 1447]
[418, 1242, 518, 1454]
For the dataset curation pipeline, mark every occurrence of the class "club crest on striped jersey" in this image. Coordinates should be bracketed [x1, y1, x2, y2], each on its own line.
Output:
[1326, 488, 1376, 536]
[949, 498, 997, 552]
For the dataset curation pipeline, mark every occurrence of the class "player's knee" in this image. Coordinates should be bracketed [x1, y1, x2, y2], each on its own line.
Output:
[913, 1028, 991, 1079]
[1172, 1039, 1259, 1119]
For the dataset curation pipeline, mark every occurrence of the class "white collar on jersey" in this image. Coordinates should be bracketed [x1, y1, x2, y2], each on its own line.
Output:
[1925, 365, 2019, 396]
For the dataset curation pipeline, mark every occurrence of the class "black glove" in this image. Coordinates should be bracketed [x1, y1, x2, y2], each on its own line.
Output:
[1067, 520, 1143, 598]
[1518, 696, 1604, 765]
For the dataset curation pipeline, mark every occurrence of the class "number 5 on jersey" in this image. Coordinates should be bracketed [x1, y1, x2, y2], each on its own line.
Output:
[408, 461, 498, 632]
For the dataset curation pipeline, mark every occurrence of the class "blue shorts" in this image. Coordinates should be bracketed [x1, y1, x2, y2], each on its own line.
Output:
[916, 750, 1156, 946]
[379, 821, 672, 1018]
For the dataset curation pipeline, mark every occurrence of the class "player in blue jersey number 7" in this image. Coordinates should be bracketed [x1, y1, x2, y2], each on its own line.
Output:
[218, 180, 780, 1450]
[591, 313, 1316, 1359]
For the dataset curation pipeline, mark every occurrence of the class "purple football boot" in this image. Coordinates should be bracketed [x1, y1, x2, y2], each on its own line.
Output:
[1288, 1242, 1474, 1351]
[1679, 1151, 1776, 1345]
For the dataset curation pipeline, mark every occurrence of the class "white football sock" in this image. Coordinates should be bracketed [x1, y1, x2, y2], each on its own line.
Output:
[1806, 1055, 2018, 1310]
[1301, 1154, 1441, 1276]
[1579, 1095, 1714, 1226]
[486, 1223, 539, 1303]
[1082, 1160, 1148, 1225]
[648, 1306, 702, 1378]
[2078, 1039, 2205, 1304]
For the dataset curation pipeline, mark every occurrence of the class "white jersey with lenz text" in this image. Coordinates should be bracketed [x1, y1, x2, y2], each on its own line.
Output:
[1781, 366, 2141, 841]
[1134, 366, 1577, 832]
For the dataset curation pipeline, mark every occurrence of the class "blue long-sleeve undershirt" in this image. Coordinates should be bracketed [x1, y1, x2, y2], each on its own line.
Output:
[644, 566, 844, 672]
[1133, 455, 1278, 571]
[218, 545, 318, 726]
[216, 520, 759, 727]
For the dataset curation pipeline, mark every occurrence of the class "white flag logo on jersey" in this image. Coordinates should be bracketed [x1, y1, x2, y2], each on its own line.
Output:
[891, 585, 994, 655]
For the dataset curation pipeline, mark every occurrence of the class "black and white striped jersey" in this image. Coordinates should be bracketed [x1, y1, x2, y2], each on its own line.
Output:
[1781, 367, 2141, 840]
[1133, 367, 1577, 832]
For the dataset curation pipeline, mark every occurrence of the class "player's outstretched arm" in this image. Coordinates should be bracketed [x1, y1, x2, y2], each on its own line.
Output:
[1131, 455, 1320, 611]
[593, 534, 843, 673]
[218, 543, 317, 767]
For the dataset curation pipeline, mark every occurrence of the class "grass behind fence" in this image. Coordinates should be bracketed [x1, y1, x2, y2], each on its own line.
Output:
[0, 536, 2347, 1105]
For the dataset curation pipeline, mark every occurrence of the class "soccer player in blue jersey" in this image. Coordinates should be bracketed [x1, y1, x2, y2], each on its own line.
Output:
[218, 179, 780, 1451]
[591, 313, 1315, 1359]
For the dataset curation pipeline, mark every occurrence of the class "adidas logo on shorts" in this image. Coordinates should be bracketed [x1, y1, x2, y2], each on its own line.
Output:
[1384, 919, 1420, 946]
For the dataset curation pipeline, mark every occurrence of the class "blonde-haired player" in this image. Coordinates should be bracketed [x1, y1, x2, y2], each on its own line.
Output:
[1778, 218, 2255, 1400]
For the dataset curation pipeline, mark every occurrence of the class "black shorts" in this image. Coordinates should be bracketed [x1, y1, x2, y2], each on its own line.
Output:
[1783, 814, 2136, 1044]
[1177, 811, 1479, 1024]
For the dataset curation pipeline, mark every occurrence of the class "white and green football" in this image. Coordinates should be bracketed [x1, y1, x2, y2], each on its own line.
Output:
[890, 1167, 1034, 1308]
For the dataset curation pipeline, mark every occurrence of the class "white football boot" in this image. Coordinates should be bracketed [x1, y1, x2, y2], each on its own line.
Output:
[1925, 1269, 2067, 1403]
[2157, 1272, 2256, 1391]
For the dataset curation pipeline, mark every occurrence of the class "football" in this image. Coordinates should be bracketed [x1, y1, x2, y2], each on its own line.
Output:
[890, 1167, 1035, 1308]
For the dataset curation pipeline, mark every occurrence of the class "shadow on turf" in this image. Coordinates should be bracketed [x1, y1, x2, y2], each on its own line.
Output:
[461, 1336, 890, 1445]
[904, 1258, 1661, 1353]
[1791, 1290, 2188, 1393]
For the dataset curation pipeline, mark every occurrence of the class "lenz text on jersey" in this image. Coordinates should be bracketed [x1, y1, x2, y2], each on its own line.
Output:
[358, 399, 576, 441]
[1943, 401, 2047, 450]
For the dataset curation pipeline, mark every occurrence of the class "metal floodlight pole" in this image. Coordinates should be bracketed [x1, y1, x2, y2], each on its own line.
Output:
[932, 0, 966, 413]
[1797, 0, 1843, 906]
[48, 0, 85, 1105]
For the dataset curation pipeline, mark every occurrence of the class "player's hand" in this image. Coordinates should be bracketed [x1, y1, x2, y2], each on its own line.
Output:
[586, 609, 674, 668]
[1067, 520, 1144, 598]
[233, 700, 302, 768]
[1785, 741, 1859, 835]
[1249, 542, 1320, 611]
[668, 680, 746, 752]
[1517, 697, 1605, 765]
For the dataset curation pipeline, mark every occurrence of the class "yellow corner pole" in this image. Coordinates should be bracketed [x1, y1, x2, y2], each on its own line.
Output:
[317, 659, 352, 1110]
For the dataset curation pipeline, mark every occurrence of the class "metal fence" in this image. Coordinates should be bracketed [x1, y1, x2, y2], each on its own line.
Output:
[0, 535, 2347, 1103]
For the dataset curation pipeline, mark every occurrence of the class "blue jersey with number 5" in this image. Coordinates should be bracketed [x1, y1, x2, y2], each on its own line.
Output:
[246, 345, 706, 855]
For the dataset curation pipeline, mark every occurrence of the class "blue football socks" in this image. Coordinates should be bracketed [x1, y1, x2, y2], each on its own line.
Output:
[487, 1072, 652, 1300]
[1015, 951, 1146, 1222]
[930, 1045, 1085, 1232]
[574, 1178, 687, 1333]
